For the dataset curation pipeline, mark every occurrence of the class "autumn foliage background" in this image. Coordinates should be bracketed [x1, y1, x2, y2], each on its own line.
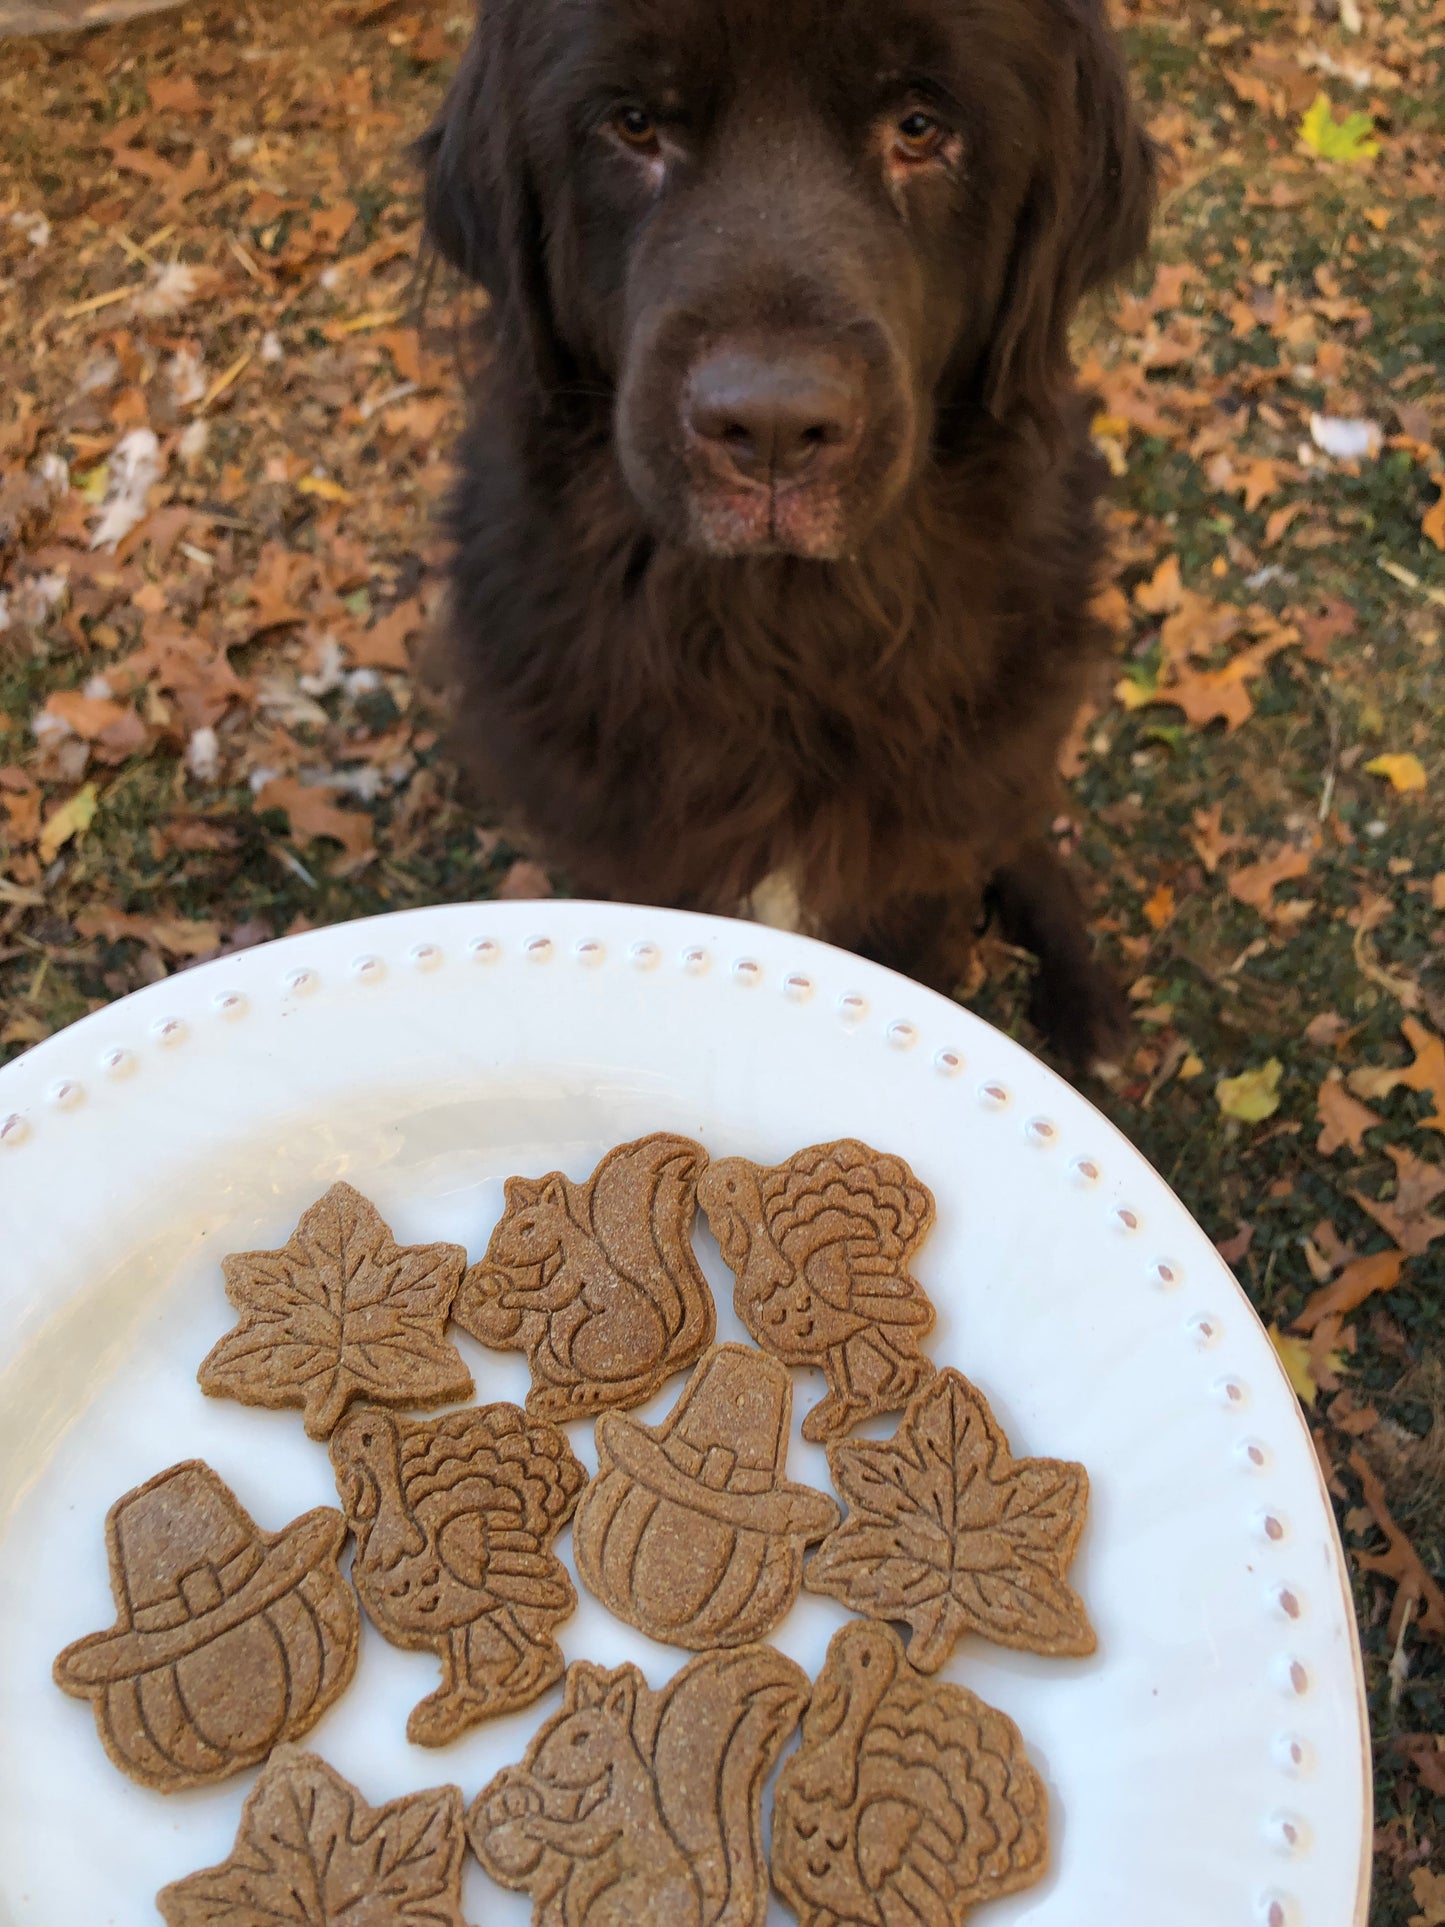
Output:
[0, 0, 1442, 1917]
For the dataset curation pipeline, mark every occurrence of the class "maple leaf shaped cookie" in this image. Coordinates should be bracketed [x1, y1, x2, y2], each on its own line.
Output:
[806, 1367, 1096, 1669]
[157, 1747, 469, 1927]
[199, 1184, 473, 1440]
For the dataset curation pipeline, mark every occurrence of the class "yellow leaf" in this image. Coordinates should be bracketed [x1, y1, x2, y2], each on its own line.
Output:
[37, 782, 98, 863]
[1269, 1325, 1317, 1405]
[1115, 676, 1155, 711]
[1267, 1324, 1343, 1408]
[1179, 1053, 1205, 1080]
[1217, 1058, 1283, 1123]
[1143, 883, 1175, 930]
[1299, 91, 1378, 163]
[1365, 752, 1427, 793]
[296, 475, 351, 502]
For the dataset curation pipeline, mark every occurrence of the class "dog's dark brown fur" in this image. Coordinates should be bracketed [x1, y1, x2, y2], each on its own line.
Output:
[419, 0, 1154, 1067]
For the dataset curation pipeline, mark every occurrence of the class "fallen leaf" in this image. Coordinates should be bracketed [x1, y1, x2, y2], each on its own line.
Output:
[197, 1182, 473, 1438]
[1189, 804, 1247, 874]
[348, 597, 422, 671]
[1316, 1075, 1382, 1155]
[1270, 1324, 1325, 1406]
[1229, 846, 1311, 915]
[1396, 1738, 1445, 1801]
[1218, 1059, 1283, 1123]
[296, 475, 352, 503]
[1348, 1019, 1445, 1132]
[1433, 872, 1445, 913]
[1350, 1145, 1445, 1256]
[806, 1369, 1095, 1669]
[1424, 476, 1445, 552]
[37, 781, 98, 863]
[1143, 882, 1175, 930]
[74, 907, 221, 957]
[1349, 1449, 1445, 1642]
[1133, 553, 1182, 614]
[1299, 91, 1379, 163]
[497, 858, 554, 901]
[1294, 1249, 1406, 1332]
[1216, 1222, 1254, 1266]
[255, 775, 374, 868]
[1305, 1011, 1351, 1048]
[1364, 752, 1427, 793]
[39, 690, 130, 740]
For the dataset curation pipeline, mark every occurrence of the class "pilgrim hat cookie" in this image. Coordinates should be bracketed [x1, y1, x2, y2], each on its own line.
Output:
[574, 1342, 839, 1647]
[453, 1134, 715, 1421]
[53, 1460, 358, 1793]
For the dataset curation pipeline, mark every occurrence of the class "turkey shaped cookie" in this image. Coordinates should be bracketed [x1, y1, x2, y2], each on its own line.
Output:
[331, 1403, 585, 1744]
[454, 1134, 715, 1419]
[697, 1139, 937, 1442]
[773, 1622, 1048, 1927]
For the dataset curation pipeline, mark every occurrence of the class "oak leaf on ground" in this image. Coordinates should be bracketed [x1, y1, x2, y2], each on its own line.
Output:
[1316, 1075, 1382, 1155]
[1348, 1020, 1445, 1133]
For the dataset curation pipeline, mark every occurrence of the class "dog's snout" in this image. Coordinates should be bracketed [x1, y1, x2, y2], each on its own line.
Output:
[686, 348, 863, 485]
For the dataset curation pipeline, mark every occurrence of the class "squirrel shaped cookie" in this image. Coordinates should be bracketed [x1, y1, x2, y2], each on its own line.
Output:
[468, 1645, 809, 1927]
[454, 1134, 715, 1419]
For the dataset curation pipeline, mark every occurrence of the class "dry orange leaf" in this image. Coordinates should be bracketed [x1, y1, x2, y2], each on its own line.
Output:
[1143, 883, 1175, 930]
[1424, 474, 1445, 552]
[1316, 1075, 1382, 1156]
[41, 690, 131, 740]
[1229, 845, 1311, 915]
[1350, 1145, 1445, 1257]
[1349, 1449, 1445, 1643]
[1189, 804, 1247, 874]
[1294, 1249, 1406, 1333]
[74, 907, 222, 957]
[1348, 1019, 1445, 1133]
[255, 776, 374, 869]
[1133, 553, 1182, 614]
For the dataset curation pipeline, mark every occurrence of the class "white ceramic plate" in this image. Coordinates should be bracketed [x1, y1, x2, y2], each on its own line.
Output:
[0, 901, 1370, 1927]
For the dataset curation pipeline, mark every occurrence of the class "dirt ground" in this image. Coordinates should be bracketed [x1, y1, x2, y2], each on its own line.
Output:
[1, 0, 1442, 1916]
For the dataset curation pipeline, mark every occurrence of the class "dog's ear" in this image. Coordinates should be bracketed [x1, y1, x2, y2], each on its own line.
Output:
[983, 4, 1155, 427]
[413, 10, 562, 396]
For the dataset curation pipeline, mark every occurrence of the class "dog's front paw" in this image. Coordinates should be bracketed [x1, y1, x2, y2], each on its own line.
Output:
[1031, 954, 1131, 1075]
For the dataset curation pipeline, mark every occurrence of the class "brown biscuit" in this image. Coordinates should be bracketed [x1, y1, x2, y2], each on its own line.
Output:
[806, 1367, 1096, 1668]
[467, 1644, 809, 1927]
[453, 1133, 715, 1420]
[53, 1461, 358, 1793]
[157, 1746, 469, 1927]
[198, 1182, 473, 1440]
[772, 1621, 1049, 1927]
[574, 1342, 838, 1648]
[330, 1401, 586, 1745]
[696, 1138, 937, 1442]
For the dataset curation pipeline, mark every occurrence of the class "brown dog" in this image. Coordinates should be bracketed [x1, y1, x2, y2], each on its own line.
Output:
[418, 0, 1154, 1068]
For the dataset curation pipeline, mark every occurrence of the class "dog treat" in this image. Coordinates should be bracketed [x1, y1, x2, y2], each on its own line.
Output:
[696, 1138, 937, 1442]
[53, 1461, 358, 1793]
[330, 1402, 586, 1744]
[773, 1621, 1049, 1927]
[574, 1342, 838, 1648]
[198, 1182, 473, 1440]
[468, 1645, 809, 1927]
[453, 1133, 715, 1420]
[806, 1367, 1096, 1668]
[156, 1746, 469, 1927]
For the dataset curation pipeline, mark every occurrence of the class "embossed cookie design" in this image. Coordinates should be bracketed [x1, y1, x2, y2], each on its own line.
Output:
[697, 1138, 937, 1442]
[806, 1367, 1096, 1668]
[198, 1182, 473, 1440]
[331, 1402, 586, 1744]
[453, 1134, 715, 1419]
[157, 1747, 469, 1927]
[468, 1645, 809, 1927]
[574, 1342, 839, 1648]
[53, 1461, 358, 1793]
[772, 1622, 1049, 1927]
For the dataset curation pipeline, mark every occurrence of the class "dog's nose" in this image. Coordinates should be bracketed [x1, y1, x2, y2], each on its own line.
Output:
[686, 348, 862, 485]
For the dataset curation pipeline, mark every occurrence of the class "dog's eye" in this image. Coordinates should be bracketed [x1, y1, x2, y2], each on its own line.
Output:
[893, 110, 945, 163]
[612, 106, 660, 155]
